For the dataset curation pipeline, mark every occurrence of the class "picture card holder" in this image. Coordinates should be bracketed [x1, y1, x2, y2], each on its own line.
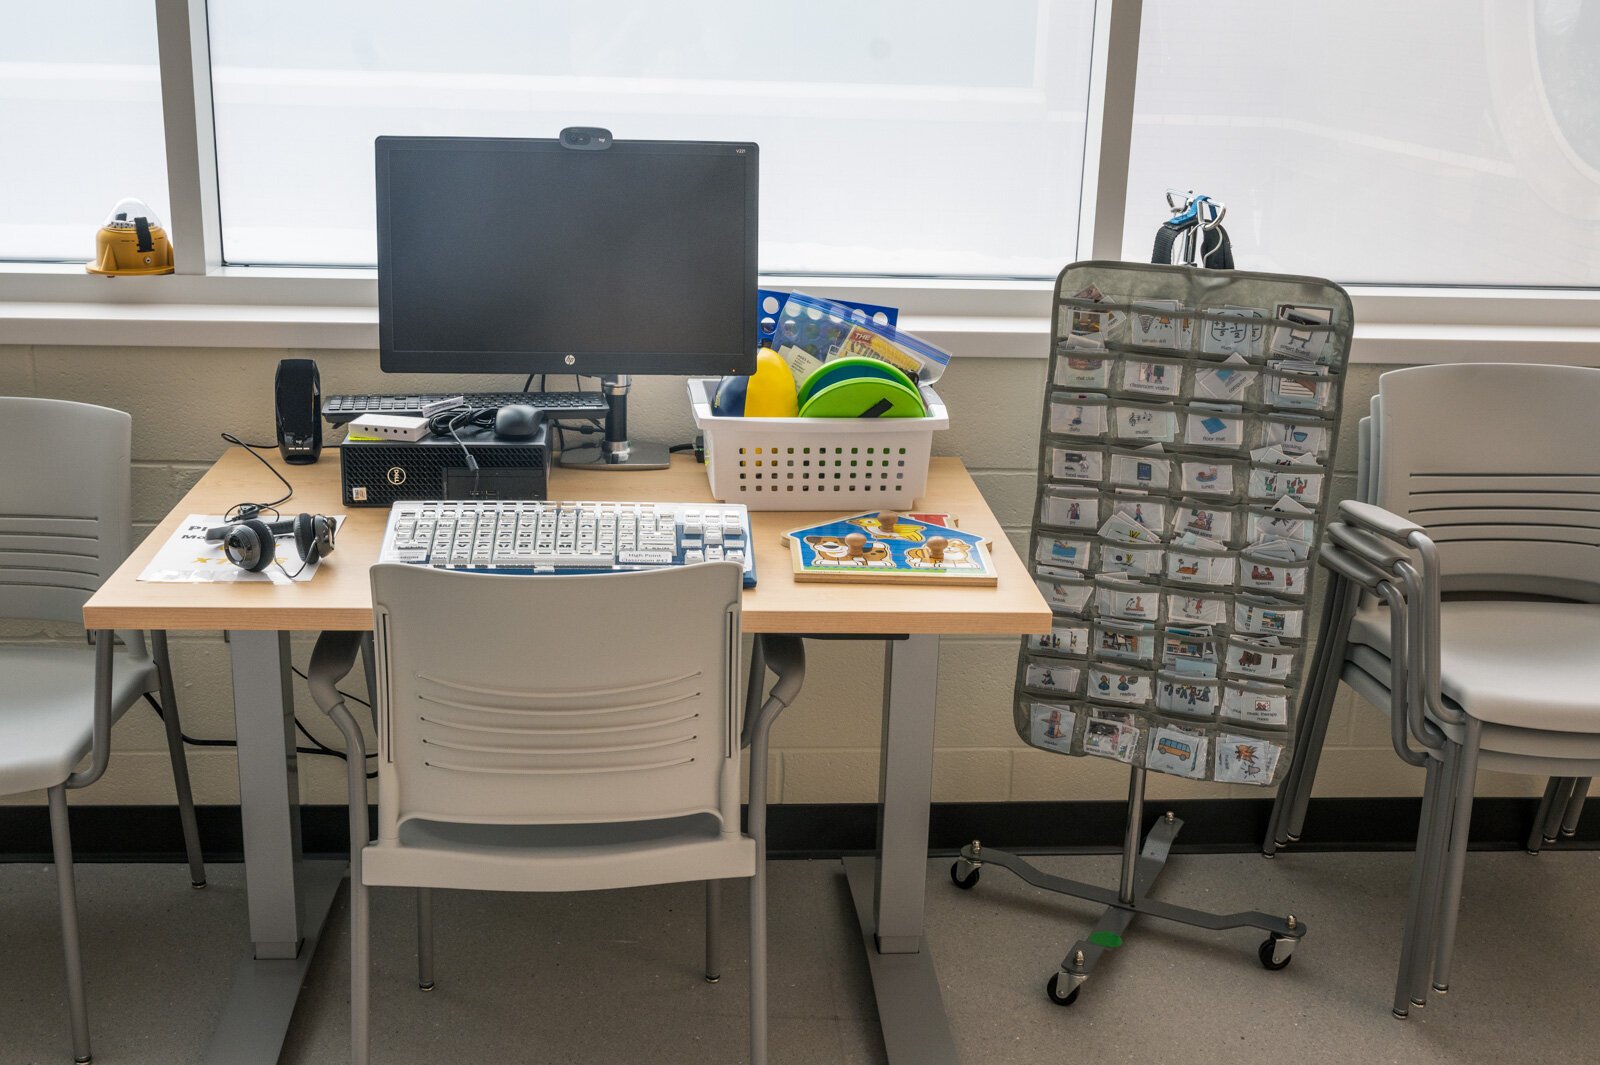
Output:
[970, 260, 1350, 1011]
[1017, 260, 1353, 784]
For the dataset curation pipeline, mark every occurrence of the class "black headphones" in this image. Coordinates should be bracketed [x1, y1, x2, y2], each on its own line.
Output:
[205, 513, 336, 573]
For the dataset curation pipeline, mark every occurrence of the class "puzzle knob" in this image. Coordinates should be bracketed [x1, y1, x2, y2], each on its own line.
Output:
[927, 536, 947, 562]
[844, 532, 867, 559]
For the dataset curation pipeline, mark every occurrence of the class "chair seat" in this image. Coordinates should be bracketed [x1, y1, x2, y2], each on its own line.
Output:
[0, 645, 156, 795]
[1349, 600, 1600, 733]
[362, 813, 757, 893]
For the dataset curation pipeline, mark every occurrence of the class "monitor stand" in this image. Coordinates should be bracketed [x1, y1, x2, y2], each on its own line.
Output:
[557, 375, 670, 471]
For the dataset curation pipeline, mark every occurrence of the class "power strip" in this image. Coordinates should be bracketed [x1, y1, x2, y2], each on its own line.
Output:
[347, 413, 431, 442]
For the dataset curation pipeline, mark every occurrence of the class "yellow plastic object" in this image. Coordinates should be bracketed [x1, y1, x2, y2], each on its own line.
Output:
[743, 347, 799, 417]
[86, 198, 174, 276]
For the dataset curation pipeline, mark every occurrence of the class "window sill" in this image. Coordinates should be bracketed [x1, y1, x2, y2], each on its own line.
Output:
[1, 265, 1596, 364]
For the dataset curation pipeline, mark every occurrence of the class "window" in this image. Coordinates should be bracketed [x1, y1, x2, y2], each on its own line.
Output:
[206, 0, 1097, 275]
[0, 2, 169, 263]
[1122, 0, 1600, 287]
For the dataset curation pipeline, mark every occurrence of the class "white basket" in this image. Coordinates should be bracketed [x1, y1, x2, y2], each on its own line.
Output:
[687, 378, 948, 511]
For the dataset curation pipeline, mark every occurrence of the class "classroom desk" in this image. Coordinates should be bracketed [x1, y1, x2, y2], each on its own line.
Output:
[84, 449, 1049, 1065]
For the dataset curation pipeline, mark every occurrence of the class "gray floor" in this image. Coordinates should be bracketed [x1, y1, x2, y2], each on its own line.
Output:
[2, 849, 1598, 1064]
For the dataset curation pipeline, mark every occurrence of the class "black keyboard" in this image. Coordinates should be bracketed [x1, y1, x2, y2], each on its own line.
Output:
[322, 391, 608, 425]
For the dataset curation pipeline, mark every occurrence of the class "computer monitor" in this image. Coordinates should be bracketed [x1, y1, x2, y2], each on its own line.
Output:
[375, 133, 758, 380]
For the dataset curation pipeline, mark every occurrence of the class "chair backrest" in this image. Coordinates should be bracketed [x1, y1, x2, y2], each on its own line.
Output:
[369, 561, 744, 839]
[0, 398, 132, 624]
[1372, 364, 1600, 600]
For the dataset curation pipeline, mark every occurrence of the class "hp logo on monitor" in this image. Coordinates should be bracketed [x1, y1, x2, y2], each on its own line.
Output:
[565, 354, 576, 366]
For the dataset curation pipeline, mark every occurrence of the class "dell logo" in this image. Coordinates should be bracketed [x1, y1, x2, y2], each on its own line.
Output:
[564, 354, 576, 366]
[386, 466, 407, 486]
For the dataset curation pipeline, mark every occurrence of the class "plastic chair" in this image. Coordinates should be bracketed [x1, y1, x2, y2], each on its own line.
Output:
[0, 397, 206, 1063]
[1263, 364, 1600, 1016]
[308, 562, 803, 1065]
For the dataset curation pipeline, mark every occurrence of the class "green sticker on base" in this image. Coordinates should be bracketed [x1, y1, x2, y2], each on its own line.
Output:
[1088, 930, 1123, 949]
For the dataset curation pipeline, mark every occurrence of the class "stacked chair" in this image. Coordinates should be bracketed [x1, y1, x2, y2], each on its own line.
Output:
[1264, 364, 1600, 1016]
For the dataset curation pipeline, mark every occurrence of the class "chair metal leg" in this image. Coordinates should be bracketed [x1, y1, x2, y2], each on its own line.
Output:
[1406, 745, 1459, 1009]
[416, 888, 435, 991]
[351, 878, 370, 1065]
[704, 880, 722, 983]
[1560, 778, 1590, 838]
[49, 785, 93, 1064]
[1527, 778, 1563, 855]
[325, 698, 372, 1065]
[1392, 756, 1443, 1018]
[1559, 778, 1590, 837]
[151, 631, 206, 887]
[359, 633, 380, 734]
[1431, 720, 1482, 994]
[1542, 777, 1577, 845]
[1266, 574, 1356, 854]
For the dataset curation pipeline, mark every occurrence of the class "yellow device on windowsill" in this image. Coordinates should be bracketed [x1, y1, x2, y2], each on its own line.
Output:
[87, 198, 175, 276]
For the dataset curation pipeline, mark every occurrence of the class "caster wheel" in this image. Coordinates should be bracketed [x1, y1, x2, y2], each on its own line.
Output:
[950, 861, 981, 890]
[1258, 936, 1293, 971]
[1046, 972, 1080, 1006]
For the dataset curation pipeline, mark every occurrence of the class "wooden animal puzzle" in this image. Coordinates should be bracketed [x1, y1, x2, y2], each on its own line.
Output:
[783, 511, 997, 585]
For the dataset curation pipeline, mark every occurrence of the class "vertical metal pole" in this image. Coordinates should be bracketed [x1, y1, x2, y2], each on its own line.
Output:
[873, 635, 941, 953]
[1120, 766, 1147, 905]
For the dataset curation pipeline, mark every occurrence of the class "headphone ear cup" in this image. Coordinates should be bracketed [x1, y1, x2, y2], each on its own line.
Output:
[291, 512, 316, 565]
[226, 519, 275, 572]
[310, 514, 335, 563]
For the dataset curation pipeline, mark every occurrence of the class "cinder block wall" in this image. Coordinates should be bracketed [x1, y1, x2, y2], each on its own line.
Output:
[0, 345, 1543, 808]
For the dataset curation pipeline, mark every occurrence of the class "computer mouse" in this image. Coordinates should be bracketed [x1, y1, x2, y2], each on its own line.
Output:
[494, 404, 544, 439]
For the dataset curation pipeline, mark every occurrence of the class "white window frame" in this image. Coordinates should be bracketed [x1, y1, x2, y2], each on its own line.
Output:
[1, 0, 1596, 365]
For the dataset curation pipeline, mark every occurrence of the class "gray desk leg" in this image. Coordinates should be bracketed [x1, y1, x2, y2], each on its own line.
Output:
[843, 634, 960, 1065]
[204, 630, 344, 1065]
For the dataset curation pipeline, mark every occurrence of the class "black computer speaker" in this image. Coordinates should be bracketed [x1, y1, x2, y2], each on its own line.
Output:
[275, 358, 322, 464]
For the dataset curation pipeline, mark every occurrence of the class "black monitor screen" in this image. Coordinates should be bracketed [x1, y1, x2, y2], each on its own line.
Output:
[377, 135, 757, 377]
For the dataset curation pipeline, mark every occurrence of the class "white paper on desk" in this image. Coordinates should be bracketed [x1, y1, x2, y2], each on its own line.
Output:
[137, 514, 343, 584]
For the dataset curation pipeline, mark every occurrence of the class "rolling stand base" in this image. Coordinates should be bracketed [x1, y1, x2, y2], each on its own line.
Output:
[952, 804, 1304, 1006]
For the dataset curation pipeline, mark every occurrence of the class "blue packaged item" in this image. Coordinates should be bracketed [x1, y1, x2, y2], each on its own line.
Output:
[758, 288, 898, 350]
[774, 292, 951, 385]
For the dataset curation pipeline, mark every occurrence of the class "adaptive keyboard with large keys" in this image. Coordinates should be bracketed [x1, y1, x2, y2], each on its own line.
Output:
[376, 500, 757, 586]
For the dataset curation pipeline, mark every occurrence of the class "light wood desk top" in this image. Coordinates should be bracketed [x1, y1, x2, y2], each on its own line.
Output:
[85, 450, 1050, 636]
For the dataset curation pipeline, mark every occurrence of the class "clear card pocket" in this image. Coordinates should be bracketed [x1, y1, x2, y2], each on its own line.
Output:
[1214, 729, 1285, 785]
[1156, 672, 1221, 719]
[1234, 596, 1305, 638]
[1110, 449, 1172, 491]
[1084, 707, 1145, 763]
[1224, 636, 1297, 682]
[1055, 352, 1112, 389]
[1221, 682, 1292, 729]
[1049, 444, 1105, 485]
[1040, 485, 1101, 530]
[1166, 591, 1229, 626]
[1023, 656, 1084, 697]
[1035, 574, 1093, 616]
[1050, 395, 1110, 439]
[1180, 459, 1240, 497]
[1026, 699, 1080, 754]
[1095, 577, 1162, 622]
[1088, 666, 1154, 707]
[1146, 720, 1209, 779]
